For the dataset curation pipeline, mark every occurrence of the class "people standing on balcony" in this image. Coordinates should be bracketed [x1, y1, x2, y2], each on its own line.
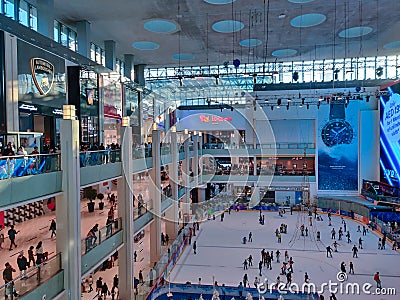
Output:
[2, 143, 15, 156]
[7, 225, 18, 251]
[30, 146, 39, 155]
[35, 241, 44, 264]
[16, 146, 27, 156]
[27, 245, 35, 267]
[106, 216, 113, 237]
[3, 262, 19, 299]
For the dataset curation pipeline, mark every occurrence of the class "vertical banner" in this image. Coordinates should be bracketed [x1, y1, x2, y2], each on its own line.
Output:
[318, 100, 361, 191]
[0, 211, 4, 228]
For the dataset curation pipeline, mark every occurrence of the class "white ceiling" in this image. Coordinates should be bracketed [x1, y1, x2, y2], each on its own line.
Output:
[53, 0, 400, 68]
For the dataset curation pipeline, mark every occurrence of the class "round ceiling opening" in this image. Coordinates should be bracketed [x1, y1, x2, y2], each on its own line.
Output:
[338, 26, 373, 38]
[290, 13, 326, 28]
[272, 49, 298, 57]
[212, 20, 244, 33]
[240, 39, 262, 47]
[172, 53, 195, 61]
[132, 41, 160, 50]
[144, 20, 177, 33]
[204, 0, 236, 4]
[383, 40, 400, 49]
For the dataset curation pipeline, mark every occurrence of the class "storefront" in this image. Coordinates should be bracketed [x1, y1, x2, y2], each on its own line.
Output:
[102, 75, 122, 146]
[123, 85, 140, 144]
[16, 39, 66, 150]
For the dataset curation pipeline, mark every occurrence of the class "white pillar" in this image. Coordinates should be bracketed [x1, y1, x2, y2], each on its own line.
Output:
[117, 126, 135, 299]
[56, 119, 81, 300]
[165, 129, 179, 239]
[193, 133, 199, 186]
[182, 132, 191, 217]
[150, 128, 162, 264]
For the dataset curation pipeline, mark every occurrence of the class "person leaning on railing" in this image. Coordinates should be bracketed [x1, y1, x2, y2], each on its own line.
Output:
[2, 262, 19, 299]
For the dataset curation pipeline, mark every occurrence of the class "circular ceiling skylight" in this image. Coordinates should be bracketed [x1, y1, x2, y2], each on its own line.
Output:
[290, 13, 326, 28]
[212, 20, 244, 33]
[383, 40, 400, 49]
[240, 39, 262, 47]
[204, 0, 236, 4]
[132, 41, 160, 50]
[172, 53, 195, 61]
[288, 0, 315, 3]
[144, 20, 177, 33]
[272, 49, 298, 57]
[338, 26, 373, 38]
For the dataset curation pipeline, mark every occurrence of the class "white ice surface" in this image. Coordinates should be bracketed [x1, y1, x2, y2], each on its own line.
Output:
[169, 211, 399, 300]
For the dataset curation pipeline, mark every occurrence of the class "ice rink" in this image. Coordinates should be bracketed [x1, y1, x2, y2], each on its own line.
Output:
[169, 210, 399, 299]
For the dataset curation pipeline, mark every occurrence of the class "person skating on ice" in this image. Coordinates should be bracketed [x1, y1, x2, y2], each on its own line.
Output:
[352, 245, 358, 258]
[340, 262, 346, 273]
[326, 245, 333, 257]
[248, 232, 252, 242]
[332, 241, 339, 252]
[193, 241, 197, 254]
[284, 250, 289, 262]
[247, 254, 253, 266]
[346, 231, 351, 243]
[358, 237, 363, 249]
[243, 273, 248, 288]
[243, 259, 248, 270]
[349, 261, 354, 274]
[258, 261, 263, 276]
[276, 250, 281, 263]
[331, 228, 336, 240]
[317, 231, 321, 241]
[338, 228, 343, 240]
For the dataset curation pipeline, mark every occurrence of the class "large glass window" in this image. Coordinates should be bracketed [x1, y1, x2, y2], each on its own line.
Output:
[18, 0, 28, 26]
[53, 20, 78, 52]
[53, 20, 60, 42]
[69, 30, 77, 52]
[60, 24, 68, 47]
[29, 4, 37, 31]
[5, 0, 15, 19]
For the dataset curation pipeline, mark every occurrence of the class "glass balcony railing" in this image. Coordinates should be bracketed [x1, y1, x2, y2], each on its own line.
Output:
[79, 150, 121, 167]
[133, 148, 152, 159]
[0, 253, 62, 299]
[202, 142, 316, 150]
[0, 153, 61, 180]
[81, 217, 122, 255]
[160, 145, 171, 156]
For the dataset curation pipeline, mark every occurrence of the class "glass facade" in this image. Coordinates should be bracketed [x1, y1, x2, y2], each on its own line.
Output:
[90, 42, 105, 66]
[54, 20, 78, 52]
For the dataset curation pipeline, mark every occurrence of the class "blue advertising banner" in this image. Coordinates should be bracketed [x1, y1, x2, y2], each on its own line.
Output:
[380, 81, 400, 187]
[318, 100, 361, 190]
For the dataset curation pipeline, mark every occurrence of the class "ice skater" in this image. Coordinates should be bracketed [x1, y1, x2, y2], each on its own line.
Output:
[352, 245, 359, 258]
[277, 233, 282, 243]
[374, 272, 382, 289]
[243, 273, 248, 287]
[288, 257, 294, 273]
[346, 231, 351, 243]
[340, 262, 346, 273]
[276, 250, 281, 263]
[332, 241, 339, 252]
[248, 232, 253, 242]
[258, 261, 263, 276]
[349, 261, 354, 274]
[248, 255, 253, 266]
[326, 245, 333, 257]
[193, 241, 197, 254]
[338, 228, 343, 240]
[358, 237, 363, 249]
[305, 227, 308, 237]
[243, 259, 248, 270]
[317, 231, 321, 241]
[331, 228, 336, 239]
[284, 251, 289, 262]
[363, 226, 367, 236]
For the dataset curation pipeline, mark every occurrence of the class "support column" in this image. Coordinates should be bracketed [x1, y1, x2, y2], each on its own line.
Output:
[4, 32, 19, 134]
[193, 133, 199, 186]
[165, 128, 179, 239]
[198, 132, 203, 185]
[253, 156, 257, 176]
[76, 20, 91, 58]
[104, 40, 116, 71]
[182, 131, 191, 217]
[134, 64, 146, 86]
[150, 127, 162, 264]
[117, 126, 135, 299]
[56, 118, 81, 300]
[124, 54, 135, 81]
[37, 0, 54, 39]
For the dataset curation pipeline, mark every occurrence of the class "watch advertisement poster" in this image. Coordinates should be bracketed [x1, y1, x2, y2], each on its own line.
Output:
[318, 100, 363, 191]
[380, 81, 400, 187]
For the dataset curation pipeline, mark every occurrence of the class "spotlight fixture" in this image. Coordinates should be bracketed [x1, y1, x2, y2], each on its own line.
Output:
[306, 104, 309, 109]
[276, 105, 281, 109]
[253, 74, 257, 84]
[292, 71, 299, 82]
[376, 67, 383, 77]
[366, 95, 370, 102]
[286, 104, 289, 110]
[215, 75, 220, 85]
[277, 98, 282, 106]
[319, 96, 324, 101]
[264, 98, 269, 102]
[178, 75, 183, 86]
[299, 104, 303, 108]
[287, 98, 292, 102]
[317, 102, 320, 109]
[298, 93, 301, 99]
[301, 98, 305, 105]
[271, 106, 274, 111]
[230, 106, 234, 111]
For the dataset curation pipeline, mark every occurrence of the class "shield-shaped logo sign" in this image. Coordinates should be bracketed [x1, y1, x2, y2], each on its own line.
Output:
[30, 58, 54, 95]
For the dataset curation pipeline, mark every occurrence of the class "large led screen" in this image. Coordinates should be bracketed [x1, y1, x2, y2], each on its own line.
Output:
[380, 81, 400, 187]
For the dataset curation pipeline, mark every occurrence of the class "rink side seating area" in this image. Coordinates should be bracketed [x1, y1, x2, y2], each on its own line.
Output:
[168, 210, 400, 300]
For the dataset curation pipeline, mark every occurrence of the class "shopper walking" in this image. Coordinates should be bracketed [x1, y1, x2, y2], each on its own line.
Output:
[49, 219, 56, 238]
[7, 225, 18, 251]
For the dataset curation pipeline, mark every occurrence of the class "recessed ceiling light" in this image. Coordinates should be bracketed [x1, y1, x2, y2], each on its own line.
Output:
[172, 53, 195, 61]
[383, 40, 400, 49]
[278, 13, 287, 19]
[240, 39, 262, 47]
